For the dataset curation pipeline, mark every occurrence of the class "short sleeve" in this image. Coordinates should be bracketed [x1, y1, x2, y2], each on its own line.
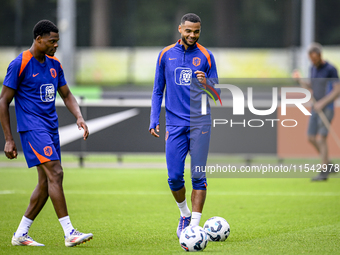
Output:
[3, 58, 21, 90]
[58, 63, 67, 87]
[329, 66, 339, 79]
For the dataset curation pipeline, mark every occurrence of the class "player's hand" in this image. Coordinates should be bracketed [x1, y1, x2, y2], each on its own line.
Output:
[4, 140, 17, 159]
[149, 125, 160, 138]
[292, 69, 301, 80]
[195, 71, 206, 83]
[77, 117, 89, 140]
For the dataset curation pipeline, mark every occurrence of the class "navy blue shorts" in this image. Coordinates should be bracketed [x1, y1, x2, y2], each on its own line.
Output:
[165, 125, 211, 191]
[307, 108, 334, 137]
[19, 129, 61, 168]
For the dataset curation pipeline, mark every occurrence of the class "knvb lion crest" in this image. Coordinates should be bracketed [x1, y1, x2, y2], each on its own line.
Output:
[40, 84, 55, 102]
[175, 67, 192, 85]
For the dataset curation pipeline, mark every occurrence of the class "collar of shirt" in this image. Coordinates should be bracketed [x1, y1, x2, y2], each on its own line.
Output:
[175, 40, 198, 52]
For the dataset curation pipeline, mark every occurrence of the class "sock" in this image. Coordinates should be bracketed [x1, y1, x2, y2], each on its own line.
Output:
[190, 212, 202, 227]
[176, 199, 191, 218]
[14, 216, 33, 238]
[59, 216, 74, 237]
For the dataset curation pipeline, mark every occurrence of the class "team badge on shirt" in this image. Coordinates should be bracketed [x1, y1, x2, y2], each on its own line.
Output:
[40, 84, 55, 102]
[192, 57, 201, 67]
[175, 67, 192, 85]
[50, 68, 57, 78]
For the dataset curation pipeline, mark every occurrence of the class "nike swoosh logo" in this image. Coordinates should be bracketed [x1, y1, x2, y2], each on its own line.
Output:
[202, 131, 209, 134]
[33, 73, 39, 77]
[169, 58, 176, 60]
[59, 108, 139, 146]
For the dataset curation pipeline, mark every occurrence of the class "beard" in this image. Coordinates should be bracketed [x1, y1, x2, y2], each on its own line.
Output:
[181, 35, 199, 47]
[46, 48, 57, 56]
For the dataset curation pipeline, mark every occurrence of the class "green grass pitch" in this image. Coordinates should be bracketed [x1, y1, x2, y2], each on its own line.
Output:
[0, 158, 339, 254]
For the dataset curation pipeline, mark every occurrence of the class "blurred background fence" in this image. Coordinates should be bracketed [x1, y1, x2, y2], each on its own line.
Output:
[1, 46, 340, 88]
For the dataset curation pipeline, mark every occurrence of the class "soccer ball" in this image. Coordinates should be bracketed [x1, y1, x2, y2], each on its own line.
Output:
[203, 216, 230, 241]
[179, 226, 208, 252]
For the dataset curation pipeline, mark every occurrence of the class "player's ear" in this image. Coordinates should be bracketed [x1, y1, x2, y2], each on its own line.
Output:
[35, 35, 42, 43]
[178, 25, 182, 34]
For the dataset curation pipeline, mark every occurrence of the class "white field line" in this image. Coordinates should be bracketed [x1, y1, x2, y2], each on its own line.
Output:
[0, 190, 16, 195]
[1, 190, 340, 196]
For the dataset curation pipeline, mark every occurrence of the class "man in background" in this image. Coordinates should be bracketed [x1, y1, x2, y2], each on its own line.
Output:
[293, 43, 340, 181]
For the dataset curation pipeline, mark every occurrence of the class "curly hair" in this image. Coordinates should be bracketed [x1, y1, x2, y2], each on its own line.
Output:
[181, 13, 201, 25]
[33, 20, 58, 39]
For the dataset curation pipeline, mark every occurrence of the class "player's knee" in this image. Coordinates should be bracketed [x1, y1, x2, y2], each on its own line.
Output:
[168, 176, 185, 191]
[51, 170, 63, 184]
[47, 162, 64, 184]
[54, 168, 64, 182]
[192, 178, 207, 190]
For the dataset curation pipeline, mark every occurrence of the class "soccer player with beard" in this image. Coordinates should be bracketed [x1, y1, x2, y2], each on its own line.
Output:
[149, 13, 220, 238]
